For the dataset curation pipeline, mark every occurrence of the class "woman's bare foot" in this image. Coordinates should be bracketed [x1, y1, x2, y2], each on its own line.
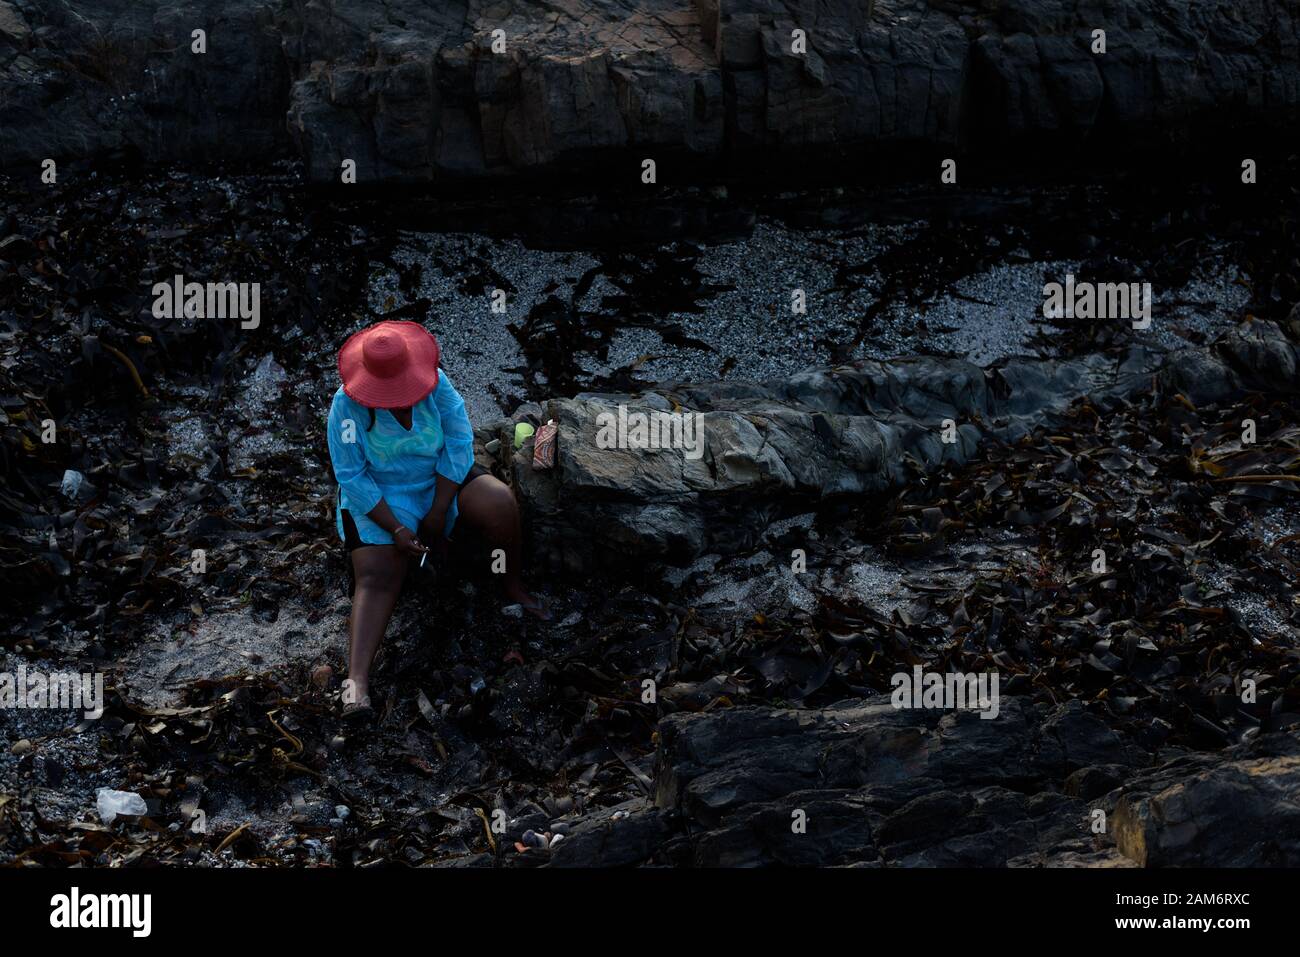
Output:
[504, 583, 552, 621]
[341, 677, 373, 718]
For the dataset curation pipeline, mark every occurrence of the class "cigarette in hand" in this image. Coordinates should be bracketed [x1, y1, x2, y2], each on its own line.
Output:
[419, 551, 428, 568]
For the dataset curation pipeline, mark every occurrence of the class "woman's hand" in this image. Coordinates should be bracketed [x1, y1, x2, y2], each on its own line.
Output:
[393, 525, 428, 559]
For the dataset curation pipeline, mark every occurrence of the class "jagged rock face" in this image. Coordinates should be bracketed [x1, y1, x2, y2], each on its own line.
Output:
[473, 694, 1157, 868]
[509, 320, 1300, 572]
[636, 694, 1300, 867]
[1111, 737, 1300, 867]
[2, 0, 1297, 179]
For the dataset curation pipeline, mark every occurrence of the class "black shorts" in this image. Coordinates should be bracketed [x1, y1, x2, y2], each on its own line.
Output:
[339, 464, 492, 552]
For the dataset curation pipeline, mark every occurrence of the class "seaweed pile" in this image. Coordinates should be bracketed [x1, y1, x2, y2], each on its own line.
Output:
[0, 163, 377, 648]
[855, 384, 1300, 747]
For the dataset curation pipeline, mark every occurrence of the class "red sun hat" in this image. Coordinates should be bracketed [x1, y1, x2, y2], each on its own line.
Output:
[338, 321, 440, 408]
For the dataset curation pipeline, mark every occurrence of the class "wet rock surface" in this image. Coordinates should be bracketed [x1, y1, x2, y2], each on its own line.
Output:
[2, 0, 1297, 180]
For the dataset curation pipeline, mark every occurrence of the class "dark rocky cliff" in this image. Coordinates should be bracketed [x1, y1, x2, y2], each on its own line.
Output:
[2, 0, 1297, 181]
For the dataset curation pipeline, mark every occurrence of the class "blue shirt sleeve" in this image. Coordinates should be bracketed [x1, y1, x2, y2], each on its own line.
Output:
[432, 369, 475, 484]
[327, 390, 383, 514]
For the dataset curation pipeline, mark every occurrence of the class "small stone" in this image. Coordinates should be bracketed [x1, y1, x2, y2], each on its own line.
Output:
[10, 739, 31, 755]
[329, 735, 347, 751]
[310, 664, 334, 689]
[0, 3, 33, 41]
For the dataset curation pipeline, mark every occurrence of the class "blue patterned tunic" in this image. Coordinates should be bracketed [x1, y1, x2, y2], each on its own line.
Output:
[326, 370, 475, 545]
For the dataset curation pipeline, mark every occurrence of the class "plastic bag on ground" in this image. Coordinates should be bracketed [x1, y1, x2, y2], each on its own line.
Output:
[96, 788, 147, 824]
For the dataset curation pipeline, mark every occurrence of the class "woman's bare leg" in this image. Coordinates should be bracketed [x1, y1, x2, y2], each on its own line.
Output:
[347, 545, 408, 703]
[455, 475, 548, 618]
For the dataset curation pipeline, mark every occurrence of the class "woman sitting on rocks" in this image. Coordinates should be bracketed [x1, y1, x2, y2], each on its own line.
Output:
[326, 320, 549, 720]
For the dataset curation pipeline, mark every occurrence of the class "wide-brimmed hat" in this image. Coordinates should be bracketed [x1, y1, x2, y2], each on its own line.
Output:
[338, 321, 440, 408]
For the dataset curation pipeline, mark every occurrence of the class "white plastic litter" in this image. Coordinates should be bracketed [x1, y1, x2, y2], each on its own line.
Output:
[60, 469, 84, 499]
[96, 788, 147, 824]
